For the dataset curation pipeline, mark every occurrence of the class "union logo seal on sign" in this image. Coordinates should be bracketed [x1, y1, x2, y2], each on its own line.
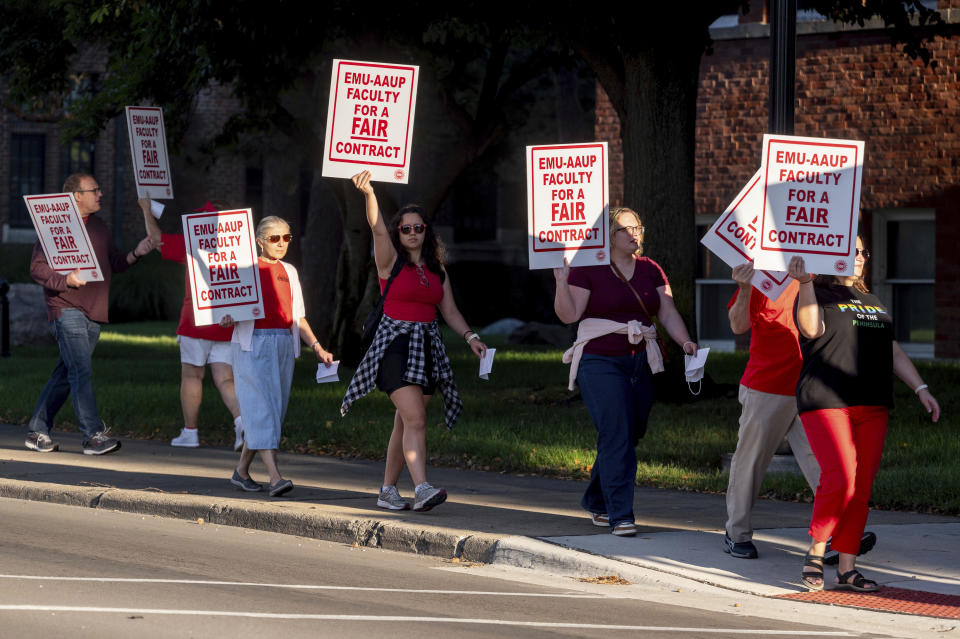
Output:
[394, 169, 405, 180]
[252, 308, 261, 316]
[835, 260, 847, 272]
[596, 250, 606, 262]
[92, 271, 98, 279]
[761, 280, 772, 291]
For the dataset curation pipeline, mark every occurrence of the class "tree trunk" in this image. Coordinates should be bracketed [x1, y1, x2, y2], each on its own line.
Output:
[618, 45, 703, 334]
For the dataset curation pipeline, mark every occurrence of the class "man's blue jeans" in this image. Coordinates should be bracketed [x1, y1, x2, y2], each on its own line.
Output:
[28, 308, 104, 441]
[577, 351, 654, 527]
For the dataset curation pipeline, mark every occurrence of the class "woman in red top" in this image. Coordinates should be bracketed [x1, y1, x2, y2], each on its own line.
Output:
[223, 216, 333, 497]
[342, 171, 487, 513]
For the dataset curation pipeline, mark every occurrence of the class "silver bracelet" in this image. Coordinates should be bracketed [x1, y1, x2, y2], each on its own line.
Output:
[914, 383, 929, 394]
[466, 333, 480, 344]
[310, 340, 320, 349]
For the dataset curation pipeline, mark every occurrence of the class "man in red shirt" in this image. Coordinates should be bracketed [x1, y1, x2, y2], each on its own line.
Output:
[722, 262, 821, 558]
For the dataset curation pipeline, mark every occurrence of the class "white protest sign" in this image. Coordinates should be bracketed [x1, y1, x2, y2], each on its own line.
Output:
[526, 142, 609, 270]
[699, 170, 792, 300]
[322, 59, 419, 183]
[125, 106, 174, 199]
[182, 209, 263, 325]
[755, 134, 863, 275]
[23, 193, 103, 282]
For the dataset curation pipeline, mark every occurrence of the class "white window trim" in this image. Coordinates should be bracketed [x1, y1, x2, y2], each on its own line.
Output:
[871, 208, 935, 358]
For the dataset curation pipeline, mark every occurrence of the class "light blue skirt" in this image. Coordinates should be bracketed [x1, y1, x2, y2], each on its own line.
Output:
[233, 329, 294, 450]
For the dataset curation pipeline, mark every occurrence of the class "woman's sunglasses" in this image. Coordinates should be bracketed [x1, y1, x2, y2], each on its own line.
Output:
[265, 234, 292, 243]
[398, 224, 426, 235]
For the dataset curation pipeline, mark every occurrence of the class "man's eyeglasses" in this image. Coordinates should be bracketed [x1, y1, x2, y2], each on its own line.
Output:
[856, 248, 871, 259]
[399, 223, 426, 235]
[616, 225, 644, 235]
[75, 187, 102, 195]
[265, 234, 292, 243]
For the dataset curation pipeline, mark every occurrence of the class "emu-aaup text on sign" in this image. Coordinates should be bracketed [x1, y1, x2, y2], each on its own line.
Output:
[125, 106, 174, 199]
[700, 170, 792, 300]
[754, 134, 864, 276]
[24, 193, 103, 282]
[182, 209, 263, 326]
[322, 59, 419, 184]
[526, 142, 609, 270]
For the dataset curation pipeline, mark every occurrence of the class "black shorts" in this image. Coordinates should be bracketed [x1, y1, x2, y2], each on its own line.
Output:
[376, 333, 436, 396]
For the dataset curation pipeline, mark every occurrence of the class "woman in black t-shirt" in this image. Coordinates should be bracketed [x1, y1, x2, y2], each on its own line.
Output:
[788, 238, 940, 593]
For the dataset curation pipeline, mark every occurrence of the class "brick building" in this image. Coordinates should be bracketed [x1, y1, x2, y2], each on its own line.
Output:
[596, 1, 959, 358]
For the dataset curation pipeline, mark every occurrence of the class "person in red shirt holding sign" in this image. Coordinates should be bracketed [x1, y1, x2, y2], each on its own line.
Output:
[722, 264, 820, 559]
[141, 200, 243, 450]
[221, 216, 333, 497]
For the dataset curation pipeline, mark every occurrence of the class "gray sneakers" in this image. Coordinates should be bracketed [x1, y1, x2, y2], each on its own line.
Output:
[377, 485, 411, 510]
[82, 429, 121, 456]
[25, 432, 59, 453]
[413, 483, 447, 512]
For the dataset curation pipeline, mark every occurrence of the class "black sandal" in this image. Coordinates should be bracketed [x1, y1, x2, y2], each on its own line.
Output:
[835, 569, 879, 592]
[801, 552, 825, 591]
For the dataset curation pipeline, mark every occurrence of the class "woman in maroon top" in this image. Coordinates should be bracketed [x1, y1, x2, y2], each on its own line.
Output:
[554, 207, 698, 536]
[343, 171, 486, 513]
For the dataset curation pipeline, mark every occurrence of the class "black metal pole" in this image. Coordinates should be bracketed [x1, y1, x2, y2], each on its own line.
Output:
[0, 279, 10, 357]
[769, 0, 797, 135]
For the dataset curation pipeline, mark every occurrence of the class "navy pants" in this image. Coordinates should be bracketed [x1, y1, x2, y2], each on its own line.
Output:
[577, 351, 654, 528]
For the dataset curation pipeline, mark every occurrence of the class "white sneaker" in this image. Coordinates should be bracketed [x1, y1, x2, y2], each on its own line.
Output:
[233, 417, 244, 451]
[171, 428, 200, 448]
[413, 483, 447, 512]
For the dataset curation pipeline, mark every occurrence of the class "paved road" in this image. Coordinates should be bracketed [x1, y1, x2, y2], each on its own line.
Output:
[0, 498, 858, 639]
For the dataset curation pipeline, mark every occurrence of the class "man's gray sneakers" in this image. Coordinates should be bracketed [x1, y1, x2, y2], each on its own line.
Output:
[413, 483, 447, 512]
[25, 432, 59, 453]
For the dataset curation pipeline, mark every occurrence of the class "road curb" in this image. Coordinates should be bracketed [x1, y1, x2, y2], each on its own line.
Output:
[0, 478, 501, 563]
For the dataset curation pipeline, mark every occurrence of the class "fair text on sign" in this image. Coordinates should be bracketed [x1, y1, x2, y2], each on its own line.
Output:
[125, 106, 174, 199]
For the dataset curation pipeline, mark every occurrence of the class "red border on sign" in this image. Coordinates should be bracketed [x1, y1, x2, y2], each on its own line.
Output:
[184, 211, 263, 312]
[326, 61, 417, 169]
[530, 143, 607, 253]
[25, 194, 99, 274]
[760, 138, 858, 256]
[710, 173, 762, 263]
[126, 106, 171, 188]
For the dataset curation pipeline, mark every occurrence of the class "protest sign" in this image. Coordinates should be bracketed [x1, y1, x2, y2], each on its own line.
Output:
[23, 193, 103, 282]
[322, 59, 419, 183]
[699, 170, 792, 300]
[182, 209, 263, 325]
[754, 134, 863, 275]
[526, 142, 609, 270]
[125, 106, 174, 199]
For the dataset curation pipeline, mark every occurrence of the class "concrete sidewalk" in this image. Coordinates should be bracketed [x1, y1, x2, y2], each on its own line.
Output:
[1, 422, 958, 620]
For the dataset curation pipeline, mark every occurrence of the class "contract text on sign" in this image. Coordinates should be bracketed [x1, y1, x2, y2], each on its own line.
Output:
[24, 193, 103, 282]
[125, 106, 173, 199]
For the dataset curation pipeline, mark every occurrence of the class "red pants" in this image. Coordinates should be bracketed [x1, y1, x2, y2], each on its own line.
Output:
[800, 406, 888, 555]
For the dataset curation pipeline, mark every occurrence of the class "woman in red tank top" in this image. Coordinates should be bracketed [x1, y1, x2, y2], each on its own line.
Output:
[341, 171, 487, 513]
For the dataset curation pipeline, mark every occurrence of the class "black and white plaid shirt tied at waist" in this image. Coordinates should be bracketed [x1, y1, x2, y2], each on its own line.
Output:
[340, 315, 463, 429]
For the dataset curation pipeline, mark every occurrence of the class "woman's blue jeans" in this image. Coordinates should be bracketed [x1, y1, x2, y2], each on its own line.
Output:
[27, 309, 104, 441]
[577, 351, 654, 528]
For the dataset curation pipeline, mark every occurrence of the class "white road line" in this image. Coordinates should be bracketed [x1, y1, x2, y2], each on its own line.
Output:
[0, 606, 854, 634]
[0, 574, 599, 598]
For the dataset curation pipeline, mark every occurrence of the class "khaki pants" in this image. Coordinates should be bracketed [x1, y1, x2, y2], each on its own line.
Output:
[725, 385, 820, 543]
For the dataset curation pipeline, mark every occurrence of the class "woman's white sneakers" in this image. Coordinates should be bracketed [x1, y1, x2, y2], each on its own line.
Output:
[377, 485, 411, 510]
[611, 521, 638, 536]
[413, 483, 447, 511]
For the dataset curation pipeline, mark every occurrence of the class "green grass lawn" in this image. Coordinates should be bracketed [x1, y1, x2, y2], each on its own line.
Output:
[1, 321, 957, 514]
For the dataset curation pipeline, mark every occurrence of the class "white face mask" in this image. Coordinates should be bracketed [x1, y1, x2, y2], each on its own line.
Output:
[684, 347, 710, 396]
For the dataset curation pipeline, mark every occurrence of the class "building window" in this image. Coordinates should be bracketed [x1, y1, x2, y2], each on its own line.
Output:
[60, 139, 95, 185]
[696, 216, 737, 350]
[9, 134, 46, 228]
[871, 209, 935, 358]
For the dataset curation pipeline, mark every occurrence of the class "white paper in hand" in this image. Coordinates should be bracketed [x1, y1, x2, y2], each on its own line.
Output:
[316, 360, 340, 384]
[478, 348, 496, 380]
[150, 199, 165, 220]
